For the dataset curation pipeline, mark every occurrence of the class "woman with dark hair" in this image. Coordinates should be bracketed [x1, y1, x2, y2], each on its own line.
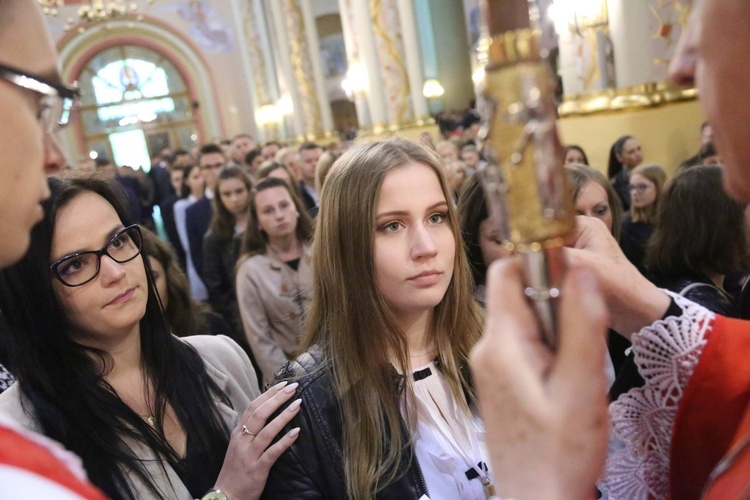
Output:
[619, 163, 666, 273]
[647, 166, 747, 316]
[458, 173, 511, 305]
[203, 166, 251, 334]
[563, 145, 589, 165]
[236, 177, 315, 384]
[0, 174, 301, 499]
[263, 138, 488, 499]
[608, 135, 644, 210]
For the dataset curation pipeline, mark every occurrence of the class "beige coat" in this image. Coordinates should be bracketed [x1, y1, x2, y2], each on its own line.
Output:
[0, 335, 260, 499]
[235, 248, 312, 385]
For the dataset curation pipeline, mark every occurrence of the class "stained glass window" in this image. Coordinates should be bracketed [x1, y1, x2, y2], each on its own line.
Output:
[78, 45, 198, 164]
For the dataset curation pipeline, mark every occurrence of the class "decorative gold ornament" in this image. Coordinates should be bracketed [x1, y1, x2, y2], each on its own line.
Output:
[558, 81, 698, 117]
[37, 0, 154, 31]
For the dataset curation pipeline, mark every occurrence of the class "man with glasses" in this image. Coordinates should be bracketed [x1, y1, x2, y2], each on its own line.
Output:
[185, 143, 226, 279]
[0, 1, 106, 497]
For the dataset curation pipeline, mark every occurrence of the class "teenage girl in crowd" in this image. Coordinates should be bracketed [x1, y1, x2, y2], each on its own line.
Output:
[263, 138, 489, 499]
[236, 177, 314, 385]
[203, 166, 251, 334]
[646, 165, 747, 316]
[0, 174, 299, 499]
[619, 163, 666, 273]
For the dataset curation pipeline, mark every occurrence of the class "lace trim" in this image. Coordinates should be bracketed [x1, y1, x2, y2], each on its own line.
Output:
[599, 291, 714, 499]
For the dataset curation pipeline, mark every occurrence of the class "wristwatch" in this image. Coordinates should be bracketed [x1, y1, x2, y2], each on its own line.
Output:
[200, 489, 228, 500]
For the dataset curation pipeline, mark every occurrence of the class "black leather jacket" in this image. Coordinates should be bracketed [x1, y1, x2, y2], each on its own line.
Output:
[262, 346, 435, 499]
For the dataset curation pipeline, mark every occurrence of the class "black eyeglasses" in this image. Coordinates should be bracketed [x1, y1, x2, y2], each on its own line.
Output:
[50, 225, 143, 287]
[0, 63, 80, 134]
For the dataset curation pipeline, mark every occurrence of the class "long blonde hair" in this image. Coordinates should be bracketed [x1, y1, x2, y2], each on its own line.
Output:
[300, 137, 483, 498]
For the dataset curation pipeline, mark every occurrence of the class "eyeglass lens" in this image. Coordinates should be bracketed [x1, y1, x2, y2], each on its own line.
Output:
[54, 227, 142, 286]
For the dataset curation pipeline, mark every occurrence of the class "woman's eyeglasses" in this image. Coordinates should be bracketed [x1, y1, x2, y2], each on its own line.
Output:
[0, 63, 80, 134]
[50, 225, 143, 287]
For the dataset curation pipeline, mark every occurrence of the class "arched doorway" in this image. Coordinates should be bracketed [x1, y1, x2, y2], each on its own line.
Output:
[77, 45, 198, 170]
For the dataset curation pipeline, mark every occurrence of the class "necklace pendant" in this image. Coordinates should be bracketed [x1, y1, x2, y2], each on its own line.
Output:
[146, 415, 156, 427]
[482, 478, 496, 499]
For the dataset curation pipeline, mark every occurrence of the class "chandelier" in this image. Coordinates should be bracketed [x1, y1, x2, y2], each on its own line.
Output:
[37, 0, 152, 31]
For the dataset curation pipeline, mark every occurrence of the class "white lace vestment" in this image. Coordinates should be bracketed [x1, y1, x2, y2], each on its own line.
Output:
[599, 292, 714, 499]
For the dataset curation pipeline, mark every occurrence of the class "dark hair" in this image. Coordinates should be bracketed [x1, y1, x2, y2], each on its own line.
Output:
[255, 161, 295, 184]
[607, 135, 634, 179]
[565, 163, 623, 240]
[141, 228, 209, 338]
[240, 177, 314, 257]
[209, 166, 252, 242]
[180, 164, 202, 198]
[699, 141, 718, 161]
[95, 157, 112, 168]
[198, 143, 224, 161]
[646, 166, 749, 279]
[564, 145, 589, 166]
[0, 174, 231, 499]
[170, 148, 190, 163]
[298, 142, 323, 153]
[457, 173, 490, 287]
[244, 148, 262, 167]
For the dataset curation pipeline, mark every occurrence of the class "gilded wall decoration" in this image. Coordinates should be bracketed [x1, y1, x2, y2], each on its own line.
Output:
[370, 0, 413, 125]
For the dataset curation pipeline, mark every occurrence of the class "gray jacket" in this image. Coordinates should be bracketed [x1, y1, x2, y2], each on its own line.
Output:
[0, 335, 260, 499]
[235, 248, 312, 385]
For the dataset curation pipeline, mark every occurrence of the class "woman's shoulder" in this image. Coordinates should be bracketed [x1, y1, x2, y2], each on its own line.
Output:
[182, 335, 246, 366]
[180, 335, 260, 398]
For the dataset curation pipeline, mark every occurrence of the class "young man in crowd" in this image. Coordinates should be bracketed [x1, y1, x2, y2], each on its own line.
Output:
[297, 142, 323, 214]
[185, 143, 225, 278]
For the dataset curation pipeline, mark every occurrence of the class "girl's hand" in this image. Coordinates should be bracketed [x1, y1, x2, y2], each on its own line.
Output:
[213, 381, 301, 499]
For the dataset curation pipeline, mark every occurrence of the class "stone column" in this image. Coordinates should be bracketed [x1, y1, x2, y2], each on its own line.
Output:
[338, 0, 431, 133]
[228, 0, 263, 138]
[233, 0, 296, 141]
[266, 0, 335, 141]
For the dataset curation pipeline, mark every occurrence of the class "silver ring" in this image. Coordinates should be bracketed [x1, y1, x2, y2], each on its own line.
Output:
[241, 425, 256, 437]
[524, 286, 561, 302]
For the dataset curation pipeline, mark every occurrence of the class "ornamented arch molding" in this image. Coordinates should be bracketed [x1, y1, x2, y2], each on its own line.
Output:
[57, 15, 225, 155]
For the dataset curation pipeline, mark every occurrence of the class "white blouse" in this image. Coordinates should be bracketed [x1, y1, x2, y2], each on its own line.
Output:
[405, 361, 494, 500]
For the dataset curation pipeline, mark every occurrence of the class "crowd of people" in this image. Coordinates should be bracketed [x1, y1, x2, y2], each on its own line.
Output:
[3, 0, 750, 498]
